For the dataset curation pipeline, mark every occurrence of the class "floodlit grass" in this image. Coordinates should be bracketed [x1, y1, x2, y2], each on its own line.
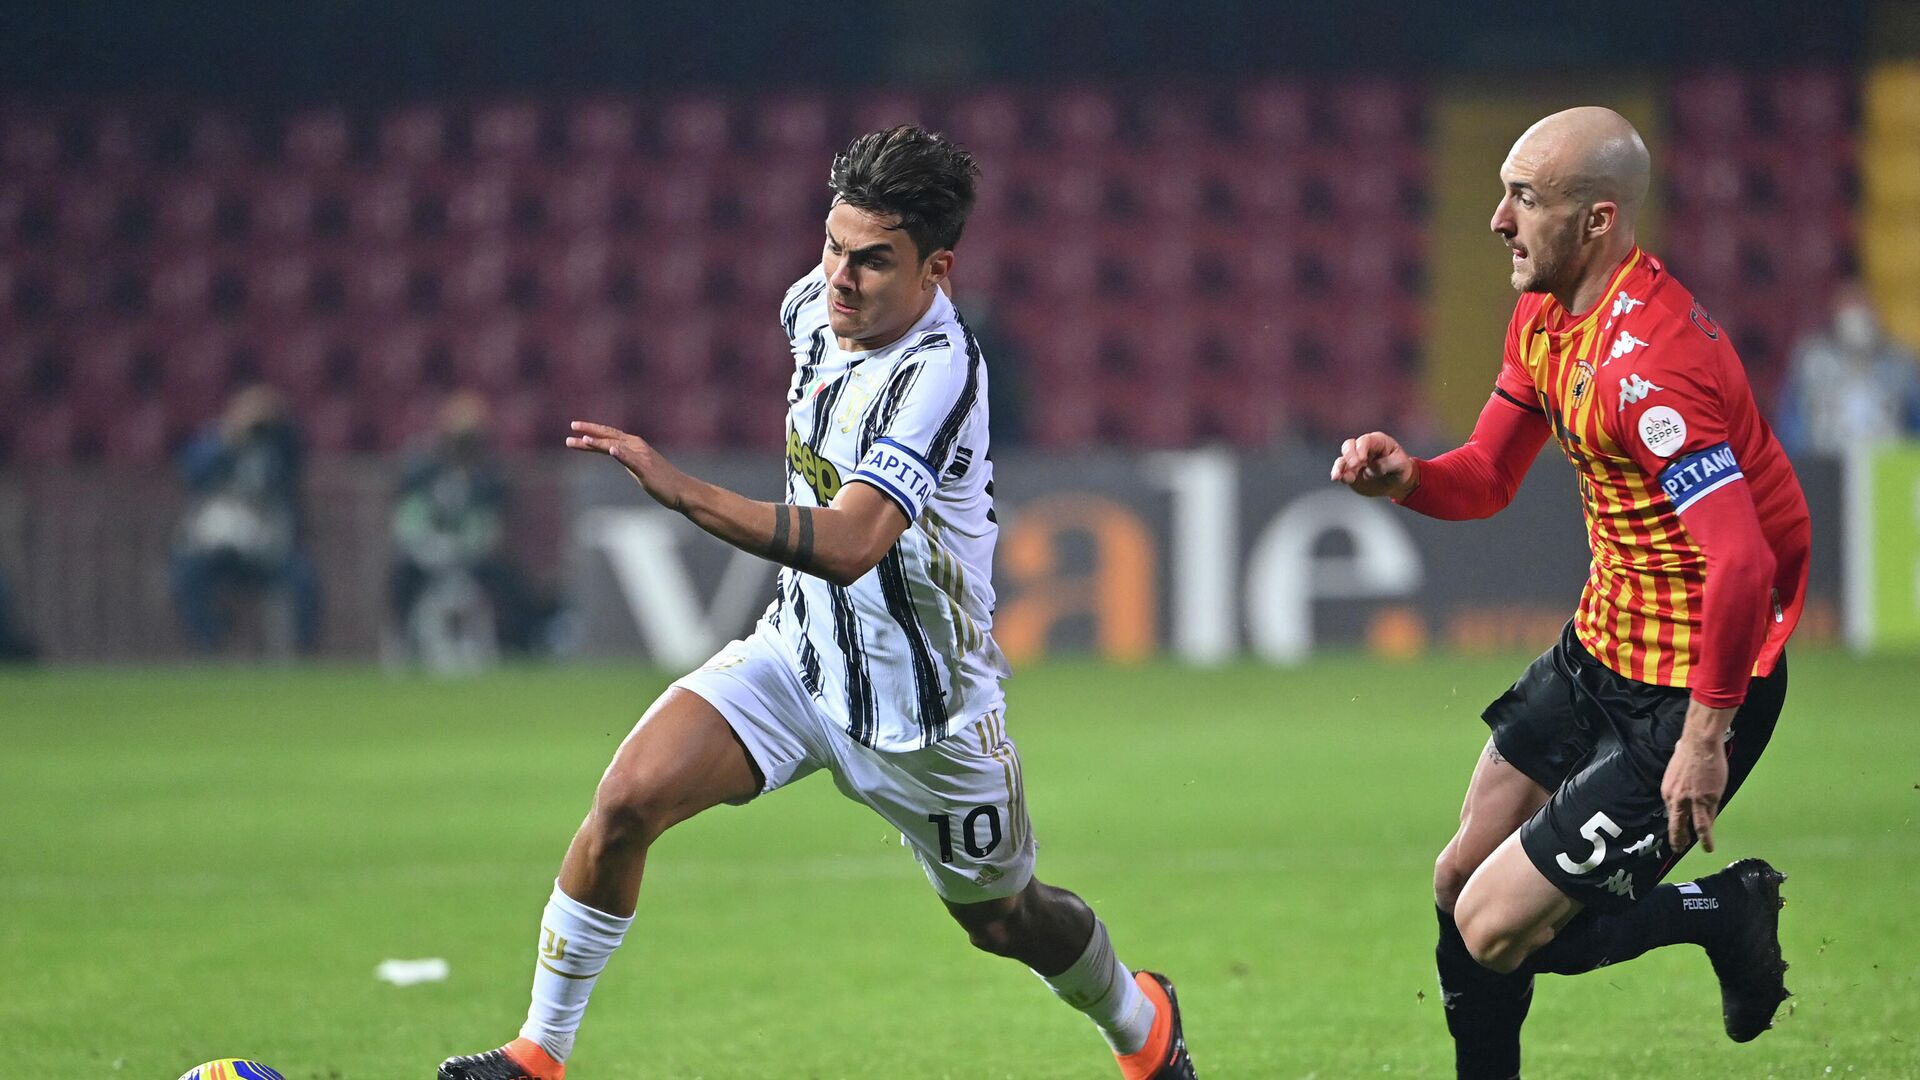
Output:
[4, 651, 1915, 1077]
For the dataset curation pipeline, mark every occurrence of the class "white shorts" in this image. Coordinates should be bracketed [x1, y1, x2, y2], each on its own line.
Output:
[672, 631, 1035, 903]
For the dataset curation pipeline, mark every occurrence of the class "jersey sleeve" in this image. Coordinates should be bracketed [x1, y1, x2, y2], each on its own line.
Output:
[848, 341, 980, 521]
[1602, 312, 1767, 706]
[1492, 307, 1545, 417]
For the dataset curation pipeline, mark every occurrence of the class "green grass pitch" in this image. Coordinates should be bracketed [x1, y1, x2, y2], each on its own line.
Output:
[5, 652, 1916, 1078]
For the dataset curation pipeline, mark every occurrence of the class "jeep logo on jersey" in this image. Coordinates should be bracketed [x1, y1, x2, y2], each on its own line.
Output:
[1617, 373, 1663, 410]
[1609, 331, 1652, 362]
[786, 426, 842, 504]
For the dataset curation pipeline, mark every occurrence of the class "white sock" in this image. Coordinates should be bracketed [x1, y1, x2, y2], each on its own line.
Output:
[518, 882, 634, 1063]
[1035, 919, 1157, 1054]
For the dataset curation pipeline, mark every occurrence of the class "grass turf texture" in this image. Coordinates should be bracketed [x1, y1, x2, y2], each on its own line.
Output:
[4, 652, 1916, 1078]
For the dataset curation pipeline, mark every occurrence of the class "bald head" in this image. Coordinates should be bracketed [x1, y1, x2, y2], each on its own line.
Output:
[1508, 106, 1650, 218]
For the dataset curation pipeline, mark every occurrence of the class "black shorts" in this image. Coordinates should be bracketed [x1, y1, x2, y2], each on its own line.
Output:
[1483, 621, 1787, 913]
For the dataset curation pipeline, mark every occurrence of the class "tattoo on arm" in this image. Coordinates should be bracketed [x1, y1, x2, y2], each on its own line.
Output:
[794, 505, 816, 571]
[771, 502, 791, 557]
[767, 504, 821, 575]
[1486, 742, 1507, 765]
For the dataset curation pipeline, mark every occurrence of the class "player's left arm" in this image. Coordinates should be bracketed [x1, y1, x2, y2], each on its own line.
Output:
[566, 421, 907, 587]
[1610, 356, 1776, 854]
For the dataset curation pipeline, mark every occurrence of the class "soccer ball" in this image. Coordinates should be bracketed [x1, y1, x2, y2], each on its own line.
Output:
[177, 1061, 285, 1080]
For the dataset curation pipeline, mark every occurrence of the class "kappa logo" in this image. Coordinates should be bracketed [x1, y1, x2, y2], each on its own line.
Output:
[1610, 290, 1646, 320]
[1599, 868, 1637, 900]
[1617, 372, 1664, 410]
[1609, 331, 1653, 362]
[1623, 832, 1662, 857]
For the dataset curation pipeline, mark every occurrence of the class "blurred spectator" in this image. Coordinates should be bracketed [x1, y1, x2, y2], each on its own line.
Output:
[1776, 281, 1920, 458]
[170, 386, 320, 655]
[0, 568, 37, 663]
[389, 392, 543, 668]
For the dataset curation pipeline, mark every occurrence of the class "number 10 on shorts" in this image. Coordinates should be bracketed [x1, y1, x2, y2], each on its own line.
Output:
[929, 806, 1004, 863]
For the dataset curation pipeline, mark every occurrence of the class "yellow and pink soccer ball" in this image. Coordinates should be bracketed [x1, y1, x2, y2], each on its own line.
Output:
[177, 1061, 284, 1080]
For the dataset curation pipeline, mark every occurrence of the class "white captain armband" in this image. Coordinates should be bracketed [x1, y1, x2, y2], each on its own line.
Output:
[1659, 441, 1743, 513]
[852, 437, 938, 520]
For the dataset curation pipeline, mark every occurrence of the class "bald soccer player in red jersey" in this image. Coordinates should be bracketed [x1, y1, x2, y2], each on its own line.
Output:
[1332, 107, 1810, 1079]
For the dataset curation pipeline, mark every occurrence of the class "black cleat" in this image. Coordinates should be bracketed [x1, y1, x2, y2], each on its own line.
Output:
[1701, 858, 1791, 1043]
[1134, 970, 1198, 1079]
[438, 1038, 565, 1080]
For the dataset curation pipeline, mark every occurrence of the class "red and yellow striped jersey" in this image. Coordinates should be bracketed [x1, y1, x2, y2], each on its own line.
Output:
[1494, 248, 1810, 687]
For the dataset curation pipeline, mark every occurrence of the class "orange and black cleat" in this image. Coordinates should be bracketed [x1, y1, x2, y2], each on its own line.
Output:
[1117, 971, 1197, 1080]
[437, 1038, 565, 1080]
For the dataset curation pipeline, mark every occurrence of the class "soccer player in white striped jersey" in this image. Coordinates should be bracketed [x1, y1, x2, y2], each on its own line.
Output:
[439, 126, 1196, 1080]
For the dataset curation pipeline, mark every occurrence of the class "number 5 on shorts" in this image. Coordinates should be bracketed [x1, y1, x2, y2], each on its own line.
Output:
[928, 806, 1003, 863]
[1556, 810, 1623, 875]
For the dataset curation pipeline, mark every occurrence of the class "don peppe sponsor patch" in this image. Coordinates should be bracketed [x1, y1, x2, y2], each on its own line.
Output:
[1637, 404, 1688, 458]
[1659, 441, 1743, 513]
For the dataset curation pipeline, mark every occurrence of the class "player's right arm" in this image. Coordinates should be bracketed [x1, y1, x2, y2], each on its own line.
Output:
[1332, 312, 1551, 517]
[1332, 392, 1551, 518]
[566, 420, 906, 587]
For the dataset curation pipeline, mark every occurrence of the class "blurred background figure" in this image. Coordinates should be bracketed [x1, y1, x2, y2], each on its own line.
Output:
[389, 391, 544, 671]
[1776, 280, 1920, 458]
[169, 385, 319, 656]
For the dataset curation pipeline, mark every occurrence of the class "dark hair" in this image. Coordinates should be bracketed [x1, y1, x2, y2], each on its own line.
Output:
[828, 125, 979, 260]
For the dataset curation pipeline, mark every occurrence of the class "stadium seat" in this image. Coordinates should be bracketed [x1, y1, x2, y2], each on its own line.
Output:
[1670, 71, 1749, 144]
[1237, 82, 1313, 147]
[1, 112, 61, 173]
[847, 92, 932, 139]
[256, 325, 339, 399]
[187, 109, 252, 165]
[546, 165, 617, 234]
[566, 98, 637, 159]
[100, 396, 172, 464]
[251, 172, 319, 240]
[157, 177, 220, 238]
[1042, 88, 1123, 149]
[9, 399, 78, 464]
[1770, 70, 1851, 142]
[660, 97, 733, 158]
[284, 108, 353, 169]
[1331, 78, 1412, 145]
[447, 168, 514, 235]
[380, 105, 450, 166]
[451, 318, 528, 391]
[471, 101, 545, 160]
[947, 90, 1028, 152]
[755, 94, 833, 155]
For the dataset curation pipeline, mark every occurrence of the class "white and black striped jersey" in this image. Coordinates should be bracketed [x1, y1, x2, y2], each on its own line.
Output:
[762, 267, 1009, 752]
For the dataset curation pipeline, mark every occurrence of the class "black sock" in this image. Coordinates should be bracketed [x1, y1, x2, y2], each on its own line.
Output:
[1437, 905, 1532, 1080]
[1526, 875, 1734, 976]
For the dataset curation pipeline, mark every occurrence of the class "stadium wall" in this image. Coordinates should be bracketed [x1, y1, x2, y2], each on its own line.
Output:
[0, 452, 1845, 664]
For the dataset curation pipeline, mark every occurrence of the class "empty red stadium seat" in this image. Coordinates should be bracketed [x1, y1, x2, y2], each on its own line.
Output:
[1238, 83, 1312, 147]
[1042, 88, 1123, 149]
[947, 90, 1027, 152]
[10, 400, 78, 464]
[380, 105, 450, 166]
[284, 108, 353, 169]
[566, 99, 638, 159]
[660, 97, 733, 157]
[471, 102, 545, 160]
